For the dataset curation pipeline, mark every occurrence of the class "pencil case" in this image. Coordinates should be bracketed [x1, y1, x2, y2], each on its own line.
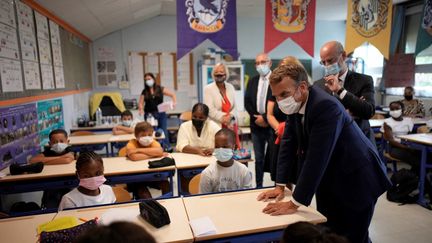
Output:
[139, 199, 170, 228]
[148, 157, 175, 168]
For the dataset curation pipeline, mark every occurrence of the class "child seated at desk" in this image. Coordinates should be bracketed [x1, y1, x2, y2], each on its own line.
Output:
[199, 128, 252, 193]
[58, 151, 116, 210]
[30, 129, 74, 165]
[176, 103, 220, 156]
[112, 110, 140, 135]
[126, 121, 168, 199]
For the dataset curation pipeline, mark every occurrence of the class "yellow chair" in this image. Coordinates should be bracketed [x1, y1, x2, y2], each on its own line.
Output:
[188, 174, 202, 195]
[180, 111, 192, 122]
[112, 186, 132, 203]
[118, 147, 127, 157]
[417, 125, 430, 134]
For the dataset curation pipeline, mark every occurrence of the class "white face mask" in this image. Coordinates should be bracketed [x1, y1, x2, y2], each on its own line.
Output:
[277, 89, 302, 115]
[389, 109, 402, 119]
[145, 79, 154, 87]
[122, 120, 132, 127]
[139, 136, 153, 146]
[51, 143, 68, 154]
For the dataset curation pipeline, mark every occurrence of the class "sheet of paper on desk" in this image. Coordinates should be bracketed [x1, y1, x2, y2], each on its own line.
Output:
[99, 208, 140, 225]
[189, 217, 217, 236]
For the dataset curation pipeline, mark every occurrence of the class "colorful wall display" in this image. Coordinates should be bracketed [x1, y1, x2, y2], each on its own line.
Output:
[37, 99, 64, 148]
[0, 103, 39, 170]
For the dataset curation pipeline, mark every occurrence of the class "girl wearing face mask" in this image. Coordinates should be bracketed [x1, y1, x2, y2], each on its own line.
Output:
[58, 152, 116, 210]
[199, 128, 252, 194]
[138, 73, 176, 152]
[381, 101, 422, 174]
[176, 103, 220, 156]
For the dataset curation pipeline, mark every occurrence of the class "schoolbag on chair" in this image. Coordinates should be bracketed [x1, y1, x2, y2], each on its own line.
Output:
[387, 168, 419, 204]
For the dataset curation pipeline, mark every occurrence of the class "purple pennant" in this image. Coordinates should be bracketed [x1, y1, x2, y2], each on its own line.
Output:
[177, 0, 238, 60]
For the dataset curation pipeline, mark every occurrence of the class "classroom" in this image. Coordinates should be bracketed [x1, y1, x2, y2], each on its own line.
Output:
[0, 0, 432, 242]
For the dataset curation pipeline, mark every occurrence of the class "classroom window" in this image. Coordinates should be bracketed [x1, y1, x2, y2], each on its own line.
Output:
[386, 10, 432, 97]
[353, 43, 384, 87]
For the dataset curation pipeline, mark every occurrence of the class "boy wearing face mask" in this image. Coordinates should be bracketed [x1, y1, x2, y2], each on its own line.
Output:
[125, 122, 163, 161]
[30, 129, 74, 165]
[125, 122, 167, 198]
[58, 151, 116, 210]
[381, 101, 420, 173]
[112, 110, 140, 135]
[199, 128, 252, 194]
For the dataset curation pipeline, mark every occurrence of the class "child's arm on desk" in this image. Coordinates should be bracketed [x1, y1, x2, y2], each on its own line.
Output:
[112, 125, 134, 135]
[126, 147, 163, 161]
[29, 152, 74, 165]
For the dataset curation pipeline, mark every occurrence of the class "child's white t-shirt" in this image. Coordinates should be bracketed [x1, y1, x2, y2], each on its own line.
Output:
[58, 184, 116, 210]
[199, 161, 253, 194]
[380, 117, 414, 142]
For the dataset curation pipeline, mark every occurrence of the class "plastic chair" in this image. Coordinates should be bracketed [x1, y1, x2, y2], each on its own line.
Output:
[417, 125, 430, 134]
[188, 174, 202, 195]
[112, 186, 132, 203]
[179, 111, 192, 122]
[118, 147, 127, 157]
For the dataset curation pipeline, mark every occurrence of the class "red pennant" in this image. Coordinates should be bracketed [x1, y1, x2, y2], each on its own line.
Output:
[264, 0, 316, 57]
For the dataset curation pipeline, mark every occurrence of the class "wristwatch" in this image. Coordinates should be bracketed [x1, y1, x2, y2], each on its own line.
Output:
[337, 88, 345, 96]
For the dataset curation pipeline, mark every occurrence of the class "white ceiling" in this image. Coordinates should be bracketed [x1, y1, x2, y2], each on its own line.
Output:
[35, 0, 412, 41]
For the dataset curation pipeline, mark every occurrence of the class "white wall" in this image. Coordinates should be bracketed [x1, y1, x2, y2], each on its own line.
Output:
[91, 16, 347, 112]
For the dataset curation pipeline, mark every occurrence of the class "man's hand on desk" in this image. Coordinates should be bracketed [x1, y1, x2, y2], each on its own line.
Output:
[256, 185, 285, 202]
[262, 200, 299, 216]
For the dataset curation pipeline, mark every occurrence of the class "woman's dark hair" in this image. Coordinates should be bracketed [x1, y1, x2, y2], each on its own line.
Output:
[389, 101, 405, 112]
[192, 103, 209, 117]
[76, 151, 103, 171]
[281, 222, 349, 243]
[74, 221, 156, 243]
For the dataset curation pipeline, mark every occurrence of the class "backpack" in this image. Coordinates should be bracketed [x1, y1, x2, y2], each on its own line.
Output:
[386, 169, 419, 204]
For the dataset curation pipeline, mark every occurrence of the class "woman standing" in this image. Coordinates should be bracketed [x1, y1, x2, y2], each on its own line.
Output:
[138, 72, 176, 151]
[203, 63, 240, 148]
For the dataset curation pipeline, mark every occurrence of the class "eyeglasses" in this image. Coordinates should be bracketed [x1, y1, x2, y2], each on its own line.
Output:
[255, 60, 269, 65]
[320, 55, 340, 66]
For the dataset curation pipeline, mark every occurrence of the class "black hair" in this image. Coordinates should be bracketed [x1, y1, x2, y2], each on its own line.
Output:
[121, 110, 133, 119]
[389, 101, 405, 111]
[281, 222, 349, 243]
[76, 151, 103, 171]
[215, 128, 235, 145]
[49, 129, 68, 140]
[143, 72, 162, 98]
[405, 86, 414, 91]
[73, 221, 156, 243]
[192, 103, 209, 117]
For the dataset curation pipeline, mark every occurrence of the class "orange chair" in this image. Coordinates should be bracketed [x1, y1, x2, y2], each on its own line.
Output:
[188, 174, 202, 195]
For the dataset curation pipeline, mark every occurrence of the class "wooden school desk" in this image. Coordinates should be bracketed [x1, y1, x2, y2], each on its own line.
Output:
[70, 124, 116, 133]
[398, 133, 432, 209]
[69, 133, 112, 155]
[183, 189, 326, 242]
[0, 157, 175, 212]
[55, 198, 193, 243]
[171, 153, 253, 195]
[0, 212, 56, 242]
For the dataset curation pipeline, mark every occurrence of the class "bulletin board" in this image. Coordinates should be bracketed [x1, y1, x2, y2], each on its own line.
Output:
[0, 103, 39, 169]
[0, 0, 92, 103]
[37, 98, 64, 148]
[128, 52, 196, 112]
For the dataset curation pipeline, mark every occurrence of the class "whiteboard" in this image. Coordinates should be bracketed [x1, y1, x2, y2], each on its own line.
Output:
[23, 60, 41, 90]
[0, 58, 23, 92]
[128, 52, 144, 96]
[0, 0, 15, 27]
[0, 23, 19, 59]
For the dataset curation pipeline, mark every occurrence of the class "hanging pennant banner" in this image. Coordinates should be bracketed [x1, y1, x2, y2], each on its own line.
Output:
[415, 0, 432, 55]
[177, 0, 238, 60]
[345, 0, 393, 59]
[264, 0, 316, 57]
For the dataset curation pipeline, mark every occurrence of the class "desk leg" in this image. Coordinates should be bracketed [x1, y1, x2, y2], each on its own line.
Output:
[110, 143, 115, 157]
[417, 146, 429, 208]
[105, 143, 109, 157]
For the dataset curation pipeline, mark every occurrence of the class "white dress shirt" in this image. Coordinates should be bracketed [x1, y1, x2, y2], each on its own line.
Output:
[256, 71, 271, 114]
[176, 119, 221, 152]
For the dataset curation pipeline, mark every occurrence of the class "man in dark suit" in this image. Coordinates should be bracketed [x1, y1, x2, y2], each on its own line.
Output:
[244, 53, 272, 187]
[314, 41, 375, 142]
[257, 63, 391, 243]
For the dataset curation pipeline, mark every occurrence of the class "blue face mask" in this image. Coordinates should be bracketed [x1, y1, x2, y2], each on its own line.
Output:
[324, 62, 341, 77]
[256, 64, 270, 76]
[214, 148, 233, 162]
